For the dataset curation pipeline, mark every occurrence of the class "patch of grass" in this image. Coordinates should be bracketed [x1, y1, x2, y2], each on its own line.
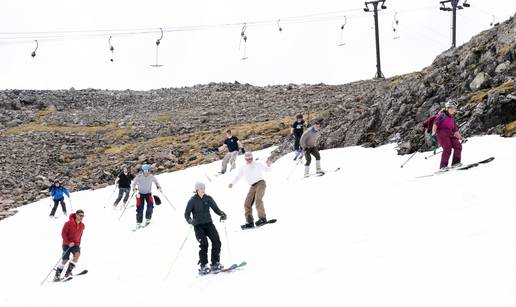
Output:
[155, 112, 172, 123]
[469, 89, 489, 104]
[503, 120, 516, 137]
[33, 108, 55, 121]
[498, 41, 516, 57]
[3, 123, 117, 135]
[469, 79, 515, 105]
[104, 143, 137, 155]
[106, 128, 130, 140]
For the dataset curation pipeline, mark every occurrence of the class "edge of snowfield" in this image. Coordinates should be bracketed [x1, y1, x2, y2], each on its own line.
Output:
[1, 135, 515, 307]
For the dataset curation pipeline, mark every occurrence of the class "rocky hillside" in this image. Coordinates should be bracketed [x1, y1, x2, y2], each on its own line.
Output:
[0, 15, 515, 219]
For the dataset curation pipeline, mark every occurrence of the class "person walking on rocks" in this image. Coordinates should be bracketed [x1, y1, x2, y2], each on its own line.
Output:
[300, 119, 324, 177]
[49, 180, 71, 218]
[219, 130, 243, 174]
[184, 182, 227, 274]
[113, 167, 135, 209]
[432, 101, 462, 171]
[131, 164, 162, 229]
[53, 209, 85, 281]
[229, 151, 272, 229]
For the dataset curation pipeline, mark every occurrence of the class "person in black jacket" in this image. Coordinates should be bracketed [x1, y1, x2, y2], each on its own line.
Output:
[184, 181, 227, 274]
[113, 167, 135, 208]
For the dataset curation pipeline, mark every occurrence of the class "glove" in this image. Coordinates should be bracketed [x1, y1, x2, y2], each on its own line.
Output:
[132, 188, 138, 193]
[157, 186, 162, 191]
[187, 218, 193, 225]
[240, 148, 245, 154]
[220, 212, 227, 222]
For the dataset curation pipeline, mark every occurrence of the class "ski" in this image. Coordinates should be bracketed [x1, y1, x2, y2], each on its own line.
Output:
[132, 222, 151, 232]
[417, 157, 495, 178]
[293, 150, 304, 161]
[59, 269, 88, 282]
[213, 261, 247, 274]
[305, 167, 341, 178]
[199, 261, 247, 276]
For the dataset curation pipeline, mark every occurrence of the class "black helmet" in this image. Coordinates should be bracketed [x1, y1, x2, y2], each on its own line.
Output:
[296, 113, 303, 119]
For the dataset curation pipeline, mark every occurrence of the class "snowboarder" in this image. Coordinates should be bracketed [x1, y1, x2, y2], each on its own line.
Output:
[131, 164, 162, 229]
[300, 119, 324, 177]
[219, 129, 243, 174]
[48, 180, 71, 218]
[431, 101, 462, 171]
[53, 209, 85, 281]
[113, 167, 135, 209]
[184, 181, 227, 274]
[290, 113, 306, 156]
[229, 151, 272, 228]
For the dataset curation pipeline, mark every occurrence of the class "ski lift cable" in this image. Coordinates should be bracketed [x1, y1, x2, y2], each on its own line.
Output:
[0, 5, 437, 41]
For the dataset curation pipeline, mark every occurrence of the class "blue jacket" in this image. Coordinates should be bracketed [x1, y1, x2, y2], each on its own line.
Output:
[49, 186, 70, 200]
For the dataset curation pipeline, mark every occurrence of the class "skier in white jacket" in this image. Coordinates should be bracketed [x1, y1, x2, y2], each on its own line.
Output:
[229, 151, 272, 229]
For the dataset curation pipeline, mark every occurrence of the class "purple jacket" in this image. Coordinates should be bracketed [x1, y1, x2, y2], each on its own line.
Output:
[434, 112, 458, 135]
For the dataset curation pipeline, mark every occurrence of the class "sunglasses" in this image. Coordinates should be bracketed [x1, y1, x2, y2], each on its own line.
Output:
[78, 214, 85, 217]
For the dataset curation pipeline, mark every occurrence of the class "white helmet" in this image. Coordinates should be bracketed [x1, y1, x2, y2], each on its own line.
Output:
[445, 101, 458, 109]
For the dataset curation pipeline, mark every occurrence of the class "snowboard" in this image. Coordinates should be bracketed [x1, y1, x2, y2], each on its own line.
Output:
[417, 157, 495, 178]
[241, 219, 277, 230]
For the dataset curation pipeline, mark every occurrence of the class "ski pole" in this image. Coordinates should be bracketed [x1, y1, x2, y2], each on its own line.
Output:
[40, 246, 72, 285]
[164, 226, 193, 281]
[221, 220, 232, 261]
[159, 190, 177, 211]
[400, 150, 418, 168]
[286, 154, 304, 180]
[118, 190, 137, 221]
[103, 188, 117, 208]
[205, 173, 212, 182]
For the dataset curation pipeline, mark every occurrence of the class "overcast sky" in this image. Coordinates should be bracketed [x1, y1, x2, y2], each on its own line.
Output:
[0, 0, 514, 90]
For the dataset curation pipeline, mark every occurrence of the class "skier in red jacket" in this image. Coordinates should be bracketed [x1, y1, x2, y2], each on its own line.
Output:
[54, 209, 85, 281]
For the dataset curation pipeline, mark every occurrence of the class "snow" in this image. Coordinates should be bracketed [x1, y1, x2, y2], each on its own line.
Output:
[1, 135, 515, 307]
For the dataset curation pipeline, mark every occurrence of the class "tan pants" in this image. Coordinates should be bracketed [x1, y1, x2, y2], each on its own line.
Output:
[244, 180, 266, 223]
[221, 151, 238, 173]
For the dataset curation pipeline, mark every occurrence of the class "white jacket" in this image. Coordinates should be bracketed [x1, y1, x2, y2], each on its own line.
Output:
[231, 161, 271, 185]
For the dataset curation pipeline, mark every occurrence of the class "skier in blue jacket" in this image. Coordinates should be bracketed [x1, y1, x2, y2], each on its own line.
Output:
[49, 181, 71, 218]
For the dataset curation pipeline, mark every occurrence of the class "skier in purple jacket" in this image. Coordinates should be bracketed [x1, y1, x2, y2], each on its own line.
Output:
[431, 101, 463, 170]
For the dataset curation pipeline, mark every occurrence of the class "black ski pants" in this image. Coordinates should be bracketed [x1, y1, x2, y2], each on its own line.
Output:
[194, 222, 221, 266]
[293, 133, 302, 151]
[50, 198, 67, 216]
[304, 147, 321, 166]
[114, 188, 130, 205]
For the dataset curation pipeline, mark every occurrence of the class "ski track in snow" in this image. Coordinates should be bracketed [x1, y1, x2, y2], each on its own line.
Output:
[1, 135, 516, 307]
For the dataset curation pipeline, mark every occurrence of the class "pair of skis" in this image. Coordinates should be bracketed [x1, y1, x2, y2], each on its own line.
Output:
[416, 157, 495, 178]
[51, 269, 88, 283]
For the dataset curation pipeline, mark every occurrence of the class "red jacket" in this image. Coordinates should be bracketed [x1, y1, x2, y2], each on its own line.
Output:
[61, 213, 85, 246]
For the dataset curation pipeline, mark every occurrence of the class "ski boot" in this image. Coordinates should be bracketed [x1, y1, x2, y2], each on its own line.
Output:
[210, 262, 224, 272]
[53, 267, 63, 282]
[255, 217, 267, 227]
[64, 262, 75, 278]
[241, 222, 255, 229]
[199, 264, 211, 275]
[144, 219, 151, 227]
[451, 162, 463, 168]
